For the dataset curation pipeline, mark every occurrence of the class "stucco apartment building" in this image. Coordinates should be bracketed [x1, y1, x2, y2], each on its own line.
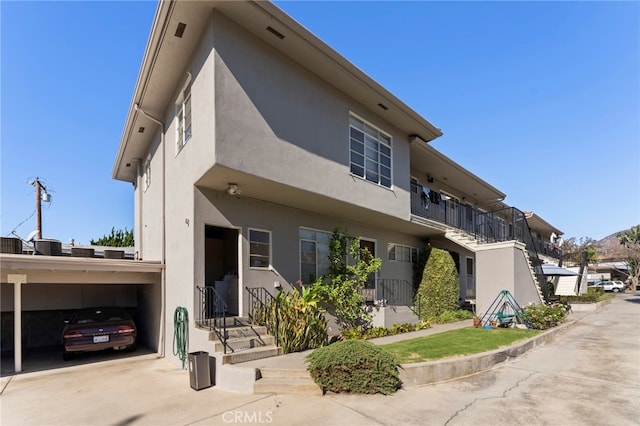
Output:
[0, 0, 565, 379]
[109, 0, 564, 371]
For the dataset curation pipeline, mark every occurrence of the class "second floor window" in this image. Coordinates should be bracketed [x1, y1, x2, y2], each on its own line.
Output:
[349, 114, 392, 188]
[176, 83, 192, 152]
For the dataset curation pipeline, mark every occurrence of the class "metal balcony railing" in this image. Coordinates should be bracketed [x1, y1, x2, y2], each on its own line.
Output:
[410, 181, 549, 301]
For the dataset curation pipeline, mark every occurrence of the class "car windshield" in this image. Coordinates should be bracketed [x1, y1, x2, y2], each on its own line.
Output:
[71, 309, 130, 324]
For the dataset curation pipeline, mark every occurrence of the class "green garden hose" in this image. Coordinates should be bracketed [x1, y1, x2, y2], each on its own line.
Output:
[173, 306, 189, 369]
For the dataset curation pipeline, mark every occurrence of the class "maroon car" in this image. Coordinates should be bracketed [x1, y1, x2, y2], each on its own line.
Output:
[62, 307, 137, 360]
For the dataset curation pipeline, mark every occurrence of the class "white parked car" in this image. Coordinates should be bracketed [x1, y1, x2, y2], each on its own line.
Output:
[588, 281, 625, 293]
[613, 280, 627, 290]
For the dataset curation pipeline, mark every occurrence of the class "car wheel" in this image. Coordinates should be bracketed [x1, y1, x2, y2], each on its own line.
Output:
[127, 343, 137, 352]
[63, 351, 74, 361]
[613, 288, 620, 293]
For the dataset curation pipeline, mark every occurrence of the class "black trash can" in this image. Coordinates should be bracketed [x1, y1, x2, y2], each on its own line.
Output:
[188, 351, 212, 390]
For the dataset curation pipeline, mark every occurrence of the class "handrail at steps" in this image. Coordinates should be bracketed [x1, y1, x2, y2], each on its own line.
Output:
[245, 286, 279, 348]
[196, 285, 229, 354]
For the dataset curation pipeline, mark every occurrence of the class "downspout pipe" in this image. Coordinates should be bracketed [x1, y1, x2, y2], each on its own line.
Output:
[134, 103, 167, 358]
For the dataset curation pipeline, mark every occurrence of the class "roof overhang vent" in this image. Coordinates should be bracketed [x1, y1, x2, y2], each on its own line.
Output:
[175, 22, 186, 38]
[266, 26, 285, 40]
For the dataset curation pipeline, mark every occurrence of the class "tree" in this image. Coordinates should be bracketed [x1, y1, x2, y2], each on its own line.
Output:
[90, 227, 134, 247]
[312, 228, 382, 332]
[560, 237, 598, 266]
[617, 225, 640, 290]
[415, 247, 459, 321]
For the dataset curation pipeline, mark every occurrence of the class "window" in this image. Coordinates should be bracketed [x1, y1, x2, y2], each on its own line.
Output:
[176, 83, 192, 152]
[388, 244, 417, 263]
[466, 257, 474, 275]
[249, 229, 271, 269]
[299, 228, 332, 284]
[349, 114, 392, 188]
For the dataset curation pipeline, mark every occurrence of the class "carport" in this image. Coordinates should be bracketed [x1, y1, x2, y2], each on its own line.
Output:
[0, 253, 162, 373]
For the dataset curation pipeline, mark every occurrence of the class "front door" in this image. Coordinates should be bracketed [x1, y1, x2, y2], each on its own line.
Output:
[204, 226, 239, 316]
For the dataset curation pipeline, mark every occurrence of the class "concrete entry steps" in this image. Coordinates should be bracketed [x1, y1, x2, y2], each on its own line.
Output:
[254, 368, 322, 396]
[203, 317, 283, 365]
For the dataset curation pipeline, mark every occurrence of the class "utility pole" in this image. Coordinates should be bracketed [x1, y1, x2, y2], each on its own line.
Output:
[30, 177, 47, 240]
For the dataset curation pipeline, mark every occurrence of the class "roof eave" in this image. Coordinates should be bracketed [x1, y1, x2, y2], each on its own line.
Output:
[112, 0, 173, 182]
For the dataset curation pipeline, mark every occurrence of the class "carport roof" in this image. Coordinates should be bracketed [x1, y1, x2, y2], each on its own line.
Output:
[1, 254, 163, 284]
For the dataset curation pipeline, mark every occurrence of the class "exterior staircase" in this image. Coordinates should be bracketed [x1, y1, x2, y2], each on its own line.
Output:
[522, 248, 546, 302]
[205, 317, 282, 365]
[444, 229, 480, 252]
[445, 228, 545, 302]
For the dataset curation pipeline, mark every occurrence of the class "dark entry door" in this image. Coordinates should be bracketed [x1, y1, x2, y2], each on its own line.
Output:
[204, 226, 239, 316]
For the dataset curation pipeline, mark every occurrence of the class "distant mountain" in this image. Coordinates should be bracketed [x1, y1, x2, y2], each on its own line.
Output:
[596, 228, 634, 261]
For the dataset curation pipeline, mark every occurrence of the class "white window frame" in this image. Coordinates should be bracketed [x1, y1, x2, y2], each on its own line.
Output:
[388, 243, 417, 263]
[299, 227, 332, 284]
[349, 113, 393, 188]
[176, 82, 192, 153]
[248, 228, 271, 270]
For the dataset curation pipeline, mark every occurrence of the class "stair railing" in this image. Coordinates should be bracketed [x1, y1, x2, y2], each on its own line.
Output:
[245, 286, 279, 348]
[375, 278, 423, 318]
[512, 208, 548, 302]
[196, 285, 229, 354]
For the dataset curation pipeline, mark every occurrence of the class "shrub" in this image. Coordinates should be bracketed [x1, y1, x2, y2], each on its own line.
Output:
[432, 309, 474, 324]
[306, 340, 400, 395]
[257, 286, 328, 353]
[568, 288, 602, 303]
[341, 321, 430, 340]
[523, 303, 568, 330]
[415, 248, 459, 321]
[412, 246, 431, 292]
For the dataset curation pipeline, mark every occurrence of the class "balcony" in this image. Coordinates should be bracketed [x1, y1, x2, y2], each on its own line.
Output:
[409, 182, 559, 260]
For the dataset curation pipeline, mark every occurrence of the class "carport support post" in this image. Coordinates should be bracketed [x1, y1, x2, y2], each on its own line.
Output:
[8, 274, 27, 373]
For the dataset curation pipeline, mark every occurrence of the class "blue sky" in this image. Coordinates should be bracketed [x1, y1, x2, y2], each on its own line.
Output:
[1, 1, 638, 245]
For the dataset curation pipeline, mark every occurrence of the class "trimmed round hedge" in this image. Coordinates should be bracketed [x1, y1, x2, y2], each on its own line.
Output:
[306, 339, 400, 395]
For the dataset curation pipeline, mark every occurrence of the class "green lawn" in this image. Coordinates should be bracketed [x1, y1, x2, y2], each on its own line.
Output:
[381, 327, 540, 364]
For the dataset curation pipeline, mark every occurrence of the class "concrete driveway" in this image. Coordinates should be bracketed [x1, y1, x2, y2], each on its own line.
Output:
[2, 293, 639, 426]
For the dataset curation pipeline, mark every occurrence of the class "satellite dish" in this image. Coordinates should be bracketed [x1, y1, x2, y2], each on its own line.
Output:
[26, 230, 39, 242]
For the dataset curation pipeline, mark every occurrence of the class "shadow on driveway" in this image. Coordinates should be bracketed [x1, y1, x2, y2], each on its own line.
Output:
[1, 345, 155, 377]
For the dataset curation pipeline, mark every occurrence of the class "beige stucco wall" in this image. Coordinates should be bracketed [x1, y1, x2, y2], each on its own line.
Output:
[475, 242, 542, 316]
[513, 248, 543, 305]
[0, 284, 136, 311]
[212, 12, 412, 221]
[194, 187, 425, 307]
